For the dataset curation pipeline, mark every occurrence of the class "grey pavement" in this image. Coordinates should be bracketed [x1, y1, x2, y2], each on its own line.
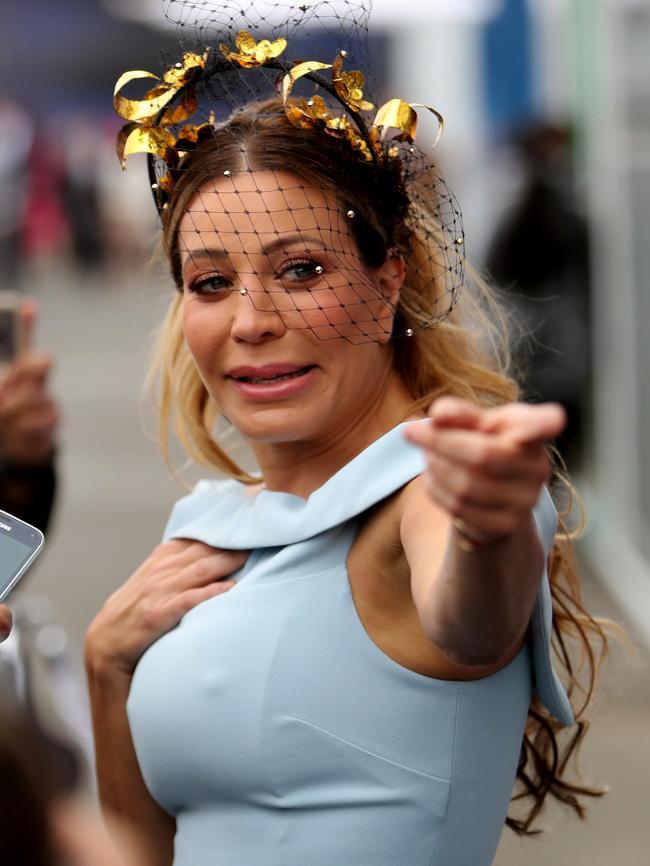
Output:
[13, 262, 650, 865]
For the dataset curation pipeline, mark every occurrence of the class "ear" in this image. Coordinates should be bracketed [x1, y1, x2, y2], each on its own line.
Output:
[372, 251, 405, 308]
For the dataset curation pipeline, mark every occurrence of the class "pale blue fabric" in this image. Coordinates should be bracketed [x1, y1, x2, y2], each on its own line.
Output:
[128, 420, 573, 866]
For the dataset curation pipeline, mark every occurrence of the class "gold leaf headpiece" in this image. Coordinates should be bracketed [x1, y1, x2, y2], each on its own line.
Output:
[114, 50, 212, 174]
[219, 30, 287, 66]
[114, 32, 444, 207]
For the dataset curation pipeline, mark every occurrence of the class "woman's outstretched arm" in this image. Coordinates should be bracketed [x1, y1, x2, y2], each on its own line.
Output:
[85, 541, 246, 864]
[401, 397, 565, 669]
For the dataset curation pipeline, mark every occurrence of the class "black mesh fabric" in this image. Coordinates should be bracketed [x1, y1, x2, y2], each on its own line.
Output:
[117, 1, 465, 341]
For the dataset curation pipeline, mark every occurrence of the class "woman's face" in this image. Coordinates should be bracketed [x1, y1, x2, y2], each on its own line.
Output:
[177, 169, 403, 445]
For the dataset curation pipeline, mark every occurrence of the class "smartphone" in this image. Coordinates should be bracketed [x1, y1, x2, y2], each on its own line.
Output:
[0, 291, 22, 364]
[0, 509, 44, 602]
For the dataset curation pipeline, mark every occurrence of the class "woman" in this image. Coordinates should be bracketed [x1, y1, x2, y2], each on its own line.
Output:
[83, 9, 605, 863]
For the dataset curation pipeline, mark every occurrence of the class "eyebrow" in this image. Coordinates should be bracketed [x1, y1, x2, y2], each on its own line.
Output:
[181, 233, 327, 276]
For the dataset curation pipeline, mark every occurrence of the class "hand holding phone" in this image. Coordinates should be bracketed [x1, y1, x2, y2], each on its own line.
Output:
[0, 299, 58, 466]
[0, 509, 44, 603]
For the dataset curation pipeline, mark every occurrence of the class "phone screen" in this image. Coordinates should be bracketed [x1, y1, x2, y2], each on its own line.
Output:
[0, 512, 44, 601]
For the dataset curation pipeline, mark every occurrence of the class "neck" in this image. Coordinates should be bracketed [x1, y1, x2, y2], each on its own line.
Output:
[248, 370, 421, 499]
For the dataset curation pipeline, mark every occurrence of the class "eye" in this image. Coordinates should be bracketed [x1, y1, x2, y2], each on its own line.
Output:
[186, 274, 232, 297]
[276, 258, 325, 288]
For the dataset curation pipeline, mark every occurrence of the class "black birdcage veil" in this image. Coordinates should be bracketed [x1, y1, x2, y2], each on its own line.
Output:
[114, 0, 465, 343]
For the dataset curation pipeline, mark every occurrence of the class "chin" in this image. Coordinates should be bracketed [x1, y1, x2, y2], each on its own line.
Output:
[226, 405, 324, 445]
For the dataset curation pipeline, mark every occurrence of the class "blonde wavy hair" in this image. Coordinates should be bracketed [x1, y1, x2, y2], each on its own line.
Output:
[149, 100, 608, 834]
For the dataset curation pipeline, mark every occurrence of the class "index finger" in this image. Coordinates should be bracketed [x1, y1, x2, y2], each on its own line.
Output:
[155, 539, 249, 566]
[480, 403, 566, 445]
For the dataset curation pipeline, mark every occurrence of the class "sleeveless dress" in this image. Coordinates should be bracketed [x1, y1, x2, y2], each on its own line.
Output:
[127, 420, 573, 866]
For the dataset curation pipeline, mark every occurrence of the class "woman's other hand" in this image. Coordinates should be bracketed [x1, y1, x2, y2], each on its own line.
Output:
[85, 541, 247, 677]
[0, 604, 12, 642]
[405, 396, 566, 545]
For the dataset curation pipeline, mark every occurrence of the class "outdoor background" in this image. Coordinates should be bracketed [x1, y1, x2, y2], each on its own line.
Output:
[1, 1, 649, 863]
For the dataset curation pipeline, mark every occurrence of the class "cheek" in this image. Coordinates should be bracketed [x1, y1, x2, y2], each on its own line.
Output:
[182, 300, 227, 375]
[276, 274, 395, 345]
[324, 342, 391, 396]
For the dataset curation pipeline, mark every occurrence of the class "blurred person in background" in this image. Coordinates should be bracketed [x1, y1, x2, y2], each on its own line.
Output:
[0, 298, 58, 533]
[21, 125, 70, 272]
[61, 118, 106, 274]
[0, 96, 33, 287]
[0, 706, 144, 866]
[486, 122, 592, 467]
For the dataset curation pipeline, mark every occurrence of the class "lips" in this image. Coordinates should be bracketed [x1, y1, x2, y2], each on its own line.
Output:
[225, 363, 318, 401]
[226, 364, 315, 383]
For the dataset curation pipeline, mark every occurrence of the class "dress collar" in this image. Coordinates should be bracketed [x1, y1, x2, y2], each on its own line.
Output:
[164, 420, 428, 549]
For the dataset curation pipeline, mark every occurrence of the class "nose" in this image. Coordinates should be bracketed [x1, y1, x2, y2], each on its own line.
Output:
[230, 278, 287, 344]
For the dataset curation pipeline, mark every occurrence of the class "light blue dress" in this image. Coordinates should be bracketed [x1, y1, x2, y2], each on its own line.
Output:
[127, 420, 573, 866]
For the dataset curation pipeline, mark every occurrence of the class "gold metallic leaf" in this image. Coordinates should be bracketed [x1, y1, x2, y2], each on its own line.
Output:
[284, 95, 326, 128]
[332, 55, 374, 113]
[280, 61, 332, 102]
[220, 30, 287, 67]
[175, 121, 215, 145]
[285, 105, 313, 129]
[114, 70, 179, 122]
[373, 99, 444, 148]
[283, 96, 374, 161]
[114, 69, 159, 99]
[158, 172, 174, 192]
[344, 130, 373, 161]
[161, 88, 199, 126]
[373, 99, 418, 143]
[143, 84, 170, 101]
[409, 103, 445, 149]
[162, 51, 208, 87]
[116, 124, 176, 168]
[236, 31, 260, 54]
[324, 114, 352, 134]
[303, 95, 330, 120]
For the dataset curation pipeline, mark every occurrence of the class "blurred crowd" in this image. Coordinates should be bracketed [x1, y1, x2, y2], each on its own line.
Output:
[0, 95, 153, 290]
